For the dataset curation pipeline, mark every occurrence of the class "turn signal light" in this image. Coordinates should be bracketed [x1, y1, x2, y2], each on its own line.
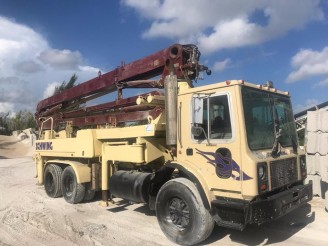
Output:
[260, 184, 267, 191]
[302, 171, 307, 178]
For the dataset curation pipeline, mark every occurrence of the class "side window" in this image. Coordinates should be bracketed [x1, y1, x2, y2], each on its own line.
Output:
[209, 95, 232, 139]
[192, 94, 232, 141]
[193, 99, 208, 140]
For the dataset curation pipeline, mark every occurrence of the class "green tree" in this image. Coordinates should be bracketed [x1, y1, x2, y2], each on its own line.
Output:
[8, 110, 36, 131]
[0, 112, 11, 135]
[53, 74, 78, 95]
[0, 110, 36, 134]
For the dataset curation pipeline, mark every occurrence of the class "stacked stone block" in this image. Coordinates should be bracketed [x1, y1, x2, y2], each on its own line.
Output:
[306, 110, 328, 210]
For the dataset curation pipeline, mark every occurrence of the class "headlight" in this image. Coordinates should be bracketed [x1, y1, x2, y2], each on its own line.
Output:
[300, 155, 306, 169]
[300, 155, 307, 178]
[257, 162, 268, 194]
[258, 166, 265, 180]
[257, 163, 267, 181]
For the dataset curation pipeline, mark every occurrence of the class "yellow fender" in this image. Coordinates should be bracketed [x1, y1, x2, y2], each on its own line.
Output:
[46, 160, 91, 184]
[166, 161, 213, 209]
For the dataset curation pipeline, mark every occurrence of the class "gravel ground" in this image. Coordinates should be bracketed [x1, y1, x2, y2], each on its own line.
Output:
[0, 135, 328, 246]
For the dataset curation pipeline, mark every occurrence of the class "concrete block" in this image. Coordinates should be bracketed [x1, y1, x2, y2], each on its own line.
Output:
[307, 111, 319, 132]
[307, 132, 328, 155]
[313, 154, 321, 175]
[306, 131, 318, 154]
[320, 155, 328, 182]
[319, 110, 328, 133]
[307, 154, 328, 179]
[306, 154, 316, 175]
[306, 174, 322, 196]
[307, 154, 322, 175]
[318, 133, 328, 155]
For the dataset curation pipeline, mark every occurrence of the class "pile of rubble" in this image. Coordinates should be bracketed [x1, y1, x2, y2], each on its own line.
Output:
[11, 128, 36, 156]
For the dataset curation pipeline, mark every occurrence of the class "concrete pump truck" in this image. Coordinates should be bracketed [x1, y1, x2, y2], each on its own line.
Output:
[34, 44, 312, 245]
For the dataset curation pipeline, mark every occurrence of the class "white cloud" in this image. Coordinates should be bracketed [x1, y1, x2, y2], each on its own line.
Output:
[14, 60, 44, 74]
[38, 49, 83, 70]
[0, 77, 35, 110]
[122, 0, 324, 54]
[313, 78, 328, 88]
[43, 82, 61, 99]
[0, 16, 101, 114]
[0, 102, 14, 113]
[213, 58, 231, 72]
[294, 99, 320, 113]
[79, 65, 101, 74]
[287, 46, 328, 83]
[0, 16, 48, 77]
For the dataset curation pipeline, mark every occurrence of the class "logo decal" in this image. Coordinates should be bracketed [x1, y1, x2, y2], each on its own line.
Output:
[36, 142, 53, 150]
[196, 148, 252, 180]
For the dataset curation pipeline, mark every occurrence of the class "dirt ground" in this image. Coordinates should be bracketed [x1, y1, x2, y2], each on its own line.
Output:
[0, 135, 328, 246]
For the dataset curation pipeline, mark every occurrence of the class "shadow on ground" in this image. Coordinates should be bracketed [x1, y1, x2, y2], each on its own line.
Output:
[105, 197, 315, 245]
[0, 139, 21, 149]
[203, 204, 314, 245]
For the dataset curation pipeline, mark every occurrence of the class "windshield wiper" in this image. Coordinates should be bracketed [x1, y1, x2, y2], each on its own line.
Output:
[271, 103, 281, 157]
[271, 123, 282, 157]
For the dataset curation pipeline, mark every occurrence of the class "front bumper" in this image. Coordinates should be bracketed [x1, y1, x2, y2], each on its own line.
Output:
[250, 183, 313, 224]
[211, 183, 313, 229]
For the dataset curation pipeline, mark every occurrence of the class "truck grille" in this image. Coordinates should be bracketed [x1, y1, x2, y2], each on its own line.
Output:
[270, 158, 298, 190]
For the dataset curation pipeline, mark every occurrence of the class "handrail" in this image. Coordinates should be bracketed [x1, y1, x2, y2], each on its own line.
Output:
[38, 117, 54, 140]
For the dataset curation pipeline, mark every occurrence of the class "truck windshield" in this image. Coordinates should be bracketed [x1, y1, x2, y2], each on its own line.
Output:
[242, 87, 297, 150]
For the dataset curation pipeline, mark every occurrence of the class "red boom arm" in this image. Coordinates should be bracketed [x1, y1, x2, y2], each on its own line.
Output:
[36, 44, 210, 129]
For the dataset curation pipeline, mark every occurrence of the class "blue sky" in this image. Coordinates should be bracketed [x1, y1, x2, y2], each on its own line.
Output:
[0, 0, 328, 115]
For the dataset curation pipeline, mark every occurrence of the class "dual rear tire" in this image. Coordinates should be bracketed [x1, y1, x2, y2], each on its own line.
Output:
[44, 164, 62, 198]
[61, 166, 85, 204]
[44, 165, 95, 203]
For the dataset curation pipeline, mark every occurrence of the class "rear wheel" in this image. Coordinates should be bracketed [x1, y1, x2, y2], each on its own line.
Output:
[61, 166, 85, 204]
[44, 164, 62, 198]
[83, 183, 96, 201]
[325, 190, 328, 212]
[156, 178, 214, 245]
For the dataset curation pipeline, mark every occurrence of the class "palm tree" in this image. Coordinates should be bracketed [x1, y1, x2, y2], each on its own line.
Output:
[53, 74, 78, 95]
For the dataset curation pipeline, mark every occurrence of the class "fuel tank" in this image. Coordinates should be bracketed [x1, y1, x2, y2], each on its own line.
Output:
[109, 170, 152, 203]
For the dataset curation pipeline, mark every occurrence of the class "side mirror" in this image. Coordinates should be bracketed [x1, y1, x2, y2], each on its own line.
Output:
[191, 125, 203, 137]
[193, 97, 203, 124]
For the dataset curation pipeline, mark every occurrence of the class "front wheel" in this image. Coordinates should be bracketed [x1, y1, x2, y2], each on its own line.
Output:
[61, 166, 85, 204]
[156, 178, 214, 245]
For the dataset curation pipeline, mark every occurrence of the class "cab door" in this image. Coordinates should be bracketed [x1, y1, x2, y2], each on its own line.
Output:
[178, 89, 249, 199]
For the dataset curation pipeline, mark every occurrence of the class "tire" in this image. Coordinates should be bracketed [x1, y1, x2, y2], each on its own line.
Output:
[83, 183, 96, 202]
[156, 178, 214, 245]
[325, 191, 328, 213]
[61, 166, 85, 204]
[44, 164, 63, 198]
